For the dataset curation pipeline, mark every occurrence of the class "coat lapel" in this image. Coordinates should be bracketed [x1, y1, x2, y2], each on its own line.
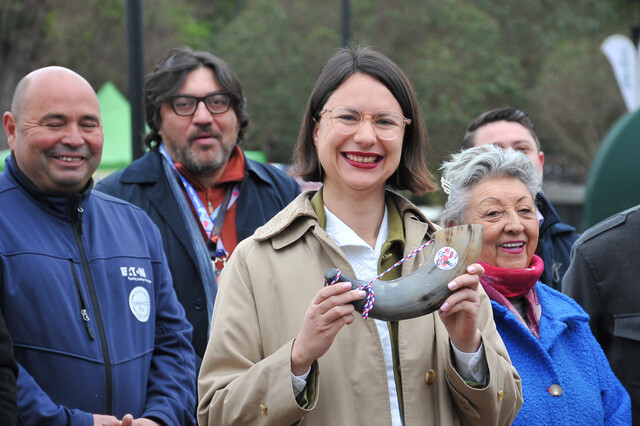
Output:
[123, 152, 204, 267]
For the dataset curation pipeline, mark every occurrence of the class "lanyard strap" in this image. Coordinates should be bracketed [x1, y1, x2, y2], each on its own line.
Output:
[160, 151, 217, 320]
[209, 185, 234, 258]
[159, 144, 239, 253]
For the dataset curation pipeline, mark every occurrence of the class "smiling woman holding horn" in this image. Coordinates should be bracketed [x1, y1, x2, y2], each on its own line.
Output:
[197, 47, 522, 425]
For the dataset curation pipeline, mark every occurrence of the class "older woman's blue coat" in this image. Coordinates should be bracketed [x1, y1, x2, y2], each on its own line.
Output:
[491, 283, 631, 425]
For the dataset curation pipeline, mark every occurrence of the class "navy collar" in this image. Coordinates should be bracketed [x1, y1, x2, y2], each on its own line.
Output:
[5, 154, 93, 221]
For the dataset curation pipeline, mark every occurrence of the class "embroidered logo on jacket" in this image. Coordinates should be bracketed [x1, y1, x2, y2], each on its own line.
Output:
[120, 266, 151, 284]
[129, 286, 151, 322]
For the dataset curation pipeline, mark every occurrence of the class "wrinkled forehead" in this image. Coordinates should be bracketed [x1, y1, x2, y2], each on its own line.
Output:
[470, 176, 536, 207]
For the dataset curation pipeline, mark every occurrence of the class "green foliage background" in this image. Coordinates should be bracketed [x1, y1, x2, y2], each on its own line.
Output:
[0, 0, 631, 204]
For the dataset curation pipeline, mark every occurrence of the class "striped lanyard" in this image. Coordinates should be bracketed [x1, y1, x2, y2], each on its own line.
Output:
[159, 144, 239, 263]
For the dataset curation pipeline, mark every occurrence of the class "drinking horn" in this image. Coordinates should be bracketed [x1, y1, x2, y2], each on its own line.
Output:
[323, 224, 484, 321]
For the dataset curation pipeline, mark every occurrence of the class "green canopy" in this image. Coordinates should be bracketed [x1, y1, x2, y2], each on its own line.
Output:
[97, 82, 132, 171]
[583, 107, 640, 229]
[0, 148, 10, 171]
[244, 150, 267, 163]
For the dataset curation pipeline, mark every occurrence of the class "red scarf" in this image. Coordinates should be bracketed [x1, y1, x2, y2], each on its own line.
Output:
[479, 255, 544, 338]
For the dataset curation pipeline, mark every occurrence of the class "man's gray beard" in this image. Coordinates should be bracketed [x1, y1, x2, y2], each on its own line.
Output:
[182, 154, 225, 175]
[180, 143, 233, 176]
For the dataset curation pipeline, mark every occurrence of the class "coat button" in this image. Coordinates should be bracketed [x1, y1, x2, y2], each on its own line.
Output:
[548, 384, 563, 396]
[260, 404, 268, 415]
[424, 369, 436, 385]
[193, 299, 204, 310]
[497, 390, 504, 401]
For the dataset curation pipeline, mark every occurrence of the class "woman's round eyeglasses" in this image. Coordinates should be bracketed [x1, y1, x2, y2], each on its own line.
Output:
[319, 106, 411, 140]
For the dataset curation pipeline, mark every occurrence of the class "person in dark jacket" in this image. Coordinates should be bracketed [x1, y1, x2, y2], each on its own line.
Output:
[462, 106, 579, 290]
[0, 308, 17, 426]
[563, 204, 640, 424]
[1, 66, 196, 425]
[96, 46, 300, 364]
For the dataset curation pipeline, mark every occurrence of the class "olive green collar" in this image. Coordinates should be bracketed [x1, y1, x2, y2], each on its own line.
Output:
[310, 189, 327, 229]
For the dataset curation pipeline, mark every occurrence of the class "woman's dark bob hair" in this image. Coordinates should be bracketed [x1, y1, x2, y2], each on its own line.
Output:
[293, 46, 436, 194]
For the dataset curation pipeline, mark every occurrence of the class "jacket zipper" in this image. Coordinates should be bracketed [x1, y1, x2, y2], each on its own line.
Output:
[72, 205, 114, 414]
[68, 259, 95, 340]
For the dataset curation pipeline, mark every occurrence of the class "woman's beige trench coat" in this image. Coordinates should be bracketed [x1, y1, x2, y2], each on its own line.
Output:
[198, 191, 522, 425]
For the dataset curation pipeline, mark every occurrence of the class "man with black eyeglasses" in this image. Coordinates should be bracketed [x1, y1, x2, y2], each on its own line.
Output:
[97, 46, 300, 370]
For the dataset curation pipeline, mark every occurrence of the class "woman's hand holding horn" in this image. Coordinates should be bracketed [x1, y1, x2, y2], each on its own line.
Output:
[290, 283, 366, 375]
[437, 263, 485, 353]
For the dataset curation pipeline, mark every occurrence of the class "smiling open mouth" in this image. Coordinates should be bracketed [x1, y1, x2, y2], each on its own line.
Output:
[343, 153, 382, 164]
[56, 155, 83, 163]
[500, 242, 524, 249]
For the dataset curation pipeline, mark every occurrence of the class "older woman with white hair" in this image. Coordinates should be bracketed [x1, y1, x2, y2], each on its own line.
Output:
[440, 144, 631, 425]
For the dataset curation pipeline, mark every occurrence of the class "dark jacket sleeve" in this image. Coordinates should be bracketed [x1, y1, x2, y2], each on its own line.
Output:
[562, 242, 605, 342]
[0, 309, 17, 426]
[139, 224, 197, 425]
[16, 363, 94, 424]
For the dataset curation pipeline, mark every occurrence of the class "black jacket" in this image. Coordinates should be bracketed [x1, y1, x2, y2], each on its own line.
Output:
[535, 193, 579, 290]
[562, 204, 640, 424]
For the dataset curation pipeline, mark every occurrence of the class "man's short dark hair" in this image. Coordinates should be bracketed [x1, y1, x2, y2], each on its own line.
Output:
[462, 106, 540, 151]
[143, 46, 249, 149]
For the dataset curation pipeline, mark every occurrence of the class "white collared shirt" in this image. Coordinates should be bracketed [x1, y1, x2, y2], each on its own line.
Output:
[325, 204, 403, 426]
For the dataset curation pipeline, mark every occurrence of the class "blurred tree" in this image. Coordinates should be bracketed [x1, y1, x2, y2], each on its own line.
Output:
[0, 0, 631, 191]
[379, 0, 527, 163]
[532, 40, 626, 183]
[207, 0, 340, 162]
[0, 0, 235, 148]
[0, 0, 54, 148]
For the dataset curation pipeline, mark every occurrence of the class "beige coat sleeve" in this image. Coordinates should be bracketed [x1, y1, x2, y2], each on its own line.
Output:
[444, 286, 523, 425]
[197, 242, 317, 425]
